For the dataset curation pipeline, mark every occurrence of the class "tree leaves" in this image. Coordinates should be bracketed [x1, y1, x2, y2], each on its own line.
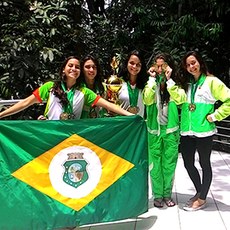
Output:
[0, 0, 229, 118]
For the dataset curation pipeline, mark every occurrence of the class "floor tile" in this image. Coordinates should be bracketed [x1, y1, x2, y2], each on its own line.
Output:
[74, 151, 230, 230]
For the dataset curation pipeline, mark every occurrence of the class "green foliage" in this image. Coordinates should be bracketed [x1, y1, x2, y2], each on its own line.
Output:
[0, 0, 229, 119]
[0, 0, 81, 99]
[77, 0, 229, 75]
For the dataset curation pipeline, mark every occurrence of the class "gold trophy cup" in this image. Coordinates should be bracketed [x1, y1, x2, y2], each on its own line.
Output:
[105, 56, 123, 116]
[106, 56, 123, 105]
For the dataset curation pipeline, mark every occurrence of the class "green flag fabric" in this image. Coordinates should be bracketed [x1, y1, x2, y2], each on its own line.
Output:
[0, 115, 148, 230]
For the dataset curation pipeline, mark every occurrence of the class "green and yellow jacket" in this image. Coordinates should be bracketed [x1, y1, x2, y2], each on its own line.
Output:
[167, 74, 230, 137]
[142, 77, 179, 135]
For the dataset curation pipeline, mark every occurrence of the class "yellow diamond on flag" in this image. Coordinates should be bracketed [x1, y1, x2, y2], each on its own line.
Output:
[12, 134, 134, 211]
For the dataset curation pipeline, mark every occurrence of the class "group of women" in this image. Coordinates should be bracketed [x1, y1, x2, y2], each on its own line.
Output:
[0, 50, 230, 212]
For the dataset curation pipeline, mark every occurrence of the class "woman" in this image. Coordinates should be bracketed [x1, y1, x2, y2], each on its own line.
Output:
[167, 51, 230, 211]
[117, 50, 148, 117]
[80, 54, 106, 118]
[143, 53, 180, 208]
[0, 56, 133, 120]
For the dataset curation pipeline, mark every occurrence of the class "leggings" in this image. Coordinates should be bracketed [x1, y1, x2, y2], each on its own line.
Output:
[180, 135, 213, 200]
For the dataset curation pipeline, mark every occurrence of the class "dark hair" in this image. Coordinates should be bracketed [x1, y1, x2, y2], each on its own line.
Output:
[80, 54, 105, 95]
[118, 50, 148, 89]
[52, 56, 82, 107]
[153, 52, 177, 105]
[178, 51, 209, 91]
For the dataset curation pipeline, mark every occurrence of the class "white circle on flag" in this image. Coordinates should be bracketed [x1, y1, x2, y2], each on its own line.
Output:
[49, 145, 102, 198]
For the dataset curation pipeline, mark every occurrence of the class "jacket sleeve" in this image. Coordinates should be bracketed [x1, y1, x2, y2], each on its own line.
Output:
[142, 77, 156, 105]
[209, 77, 230, 121]
[166, 79, 187, 105]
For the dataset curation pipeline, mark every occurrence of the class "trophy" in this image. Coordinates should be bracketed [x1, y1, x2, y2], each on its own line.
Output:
[106, 56, 123, 105]
[105, 56, 123, 116]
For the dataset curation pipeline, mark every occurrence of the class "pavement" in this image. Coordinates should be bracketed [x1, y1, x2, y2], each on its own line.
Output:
[72, 150, 230, 230]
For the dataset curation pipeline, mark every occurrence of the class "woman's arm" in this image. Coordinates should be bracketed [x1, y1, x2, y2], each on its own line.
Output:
[0, 94, 39, 119]
[207, 76, 230, 122]
[166, 79, 187, 105]
[96, 98, 133, 116]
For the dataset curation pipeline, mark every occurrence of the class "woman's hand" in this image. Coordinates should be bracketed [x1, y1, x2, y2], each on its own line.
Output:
[37, 115, 47, 120]
[148, 67, 157, 78]
[165, 66, 172, 80]
[206, 114, 214, 122]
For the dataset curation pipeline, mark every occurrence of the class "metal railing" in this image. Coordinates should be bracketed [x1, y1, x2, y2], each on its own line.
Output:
[213, 119, 230, 153]
[0, 99, 46, 120]
[0, 99, 23, 106]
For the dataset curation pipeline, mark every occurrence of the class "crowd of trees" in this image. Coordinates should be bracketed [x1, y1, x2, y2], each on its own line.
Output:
[0, 0, 229, 100]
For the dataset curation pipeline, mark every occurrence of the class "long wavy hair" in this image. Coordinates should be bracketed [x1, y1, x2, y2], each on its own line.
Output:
[80, 54, 105, 95]
[118, 50, 148, 90]
[177, 51, 209, 92]
[51, 56, 82, 108]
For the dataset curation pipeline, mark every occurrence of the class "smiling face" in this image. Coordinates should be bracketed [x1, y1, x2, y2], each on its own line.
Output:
[127, 54, 142, 78]
[83, 59, 97, 82]
[63, 58, 81, 83]
[185, 55, 201, 79]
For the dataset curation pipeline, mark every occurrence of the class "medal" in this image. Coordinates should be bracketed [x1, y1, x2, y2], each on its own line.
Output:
[127, 82, 139, 114]
[89, 108, 97, 118]
[189, 103, 196, 112]
[61, 82, 75, 119]
[127, 106, 139, 114]
[60, 113, 74, 120]
[60, 112, 69, 120]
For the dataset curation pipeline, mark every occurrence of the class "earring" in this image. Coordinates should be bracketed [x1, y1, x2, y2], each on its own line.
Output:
[62, 72, 65, 80]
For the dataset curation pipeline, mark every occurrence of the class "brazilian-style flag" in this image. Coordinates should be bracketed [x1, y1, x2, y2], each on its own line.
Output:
[0, 115, 148, 230]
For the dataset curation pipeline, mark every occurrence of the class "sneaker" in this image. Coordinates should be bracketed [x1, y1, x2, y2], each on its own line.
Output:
[183, 200, 206, 211]
[185, 192, 201, 206]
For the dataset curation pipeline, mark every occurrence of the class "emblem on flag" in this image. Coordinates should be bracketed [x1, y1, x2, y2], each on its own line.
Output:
[63, 152, 88, 188]
[1, 116, 148, 228]
[49, 145, 102, 199]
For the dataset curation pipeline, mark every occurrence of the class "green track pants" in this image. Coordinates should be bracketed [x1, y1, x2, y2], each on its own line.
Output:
[148, 126, 179, 199]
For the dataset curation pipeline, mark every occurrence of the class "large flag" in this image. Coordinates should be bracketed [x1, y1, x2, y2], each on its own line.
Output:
[0, 115, 148, 230]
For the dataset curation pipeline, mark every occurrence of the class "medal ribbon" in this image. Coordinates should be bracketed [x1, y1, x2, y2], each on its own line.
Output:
[156, 73, 166, 84]
[190, 74, 206, 104]
[156, 73, 167, 107]
[61, 82, 75, 114]
[127, 81, 139, 107]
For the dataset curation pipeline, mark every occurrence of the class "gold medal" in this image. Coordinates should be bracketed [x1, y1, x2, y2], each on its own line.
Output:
[127, 106, 139, 114]
[60, 113, 74, 120]
[60, 112, 69, 120]
[89, 108, 97, 118]
[162, 62, 168, 72]
[189, 103, 196, 112]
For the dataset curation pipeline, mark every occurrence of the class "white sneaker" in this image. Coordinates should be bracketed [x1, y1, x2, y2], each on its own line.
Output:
[183, 201, 206, 211]
[185, 192, 201, 205]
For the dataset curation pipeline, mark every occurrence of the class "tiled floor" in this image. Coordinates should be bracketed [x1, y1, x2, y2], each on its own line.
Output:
[73, 150, 230, 230]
